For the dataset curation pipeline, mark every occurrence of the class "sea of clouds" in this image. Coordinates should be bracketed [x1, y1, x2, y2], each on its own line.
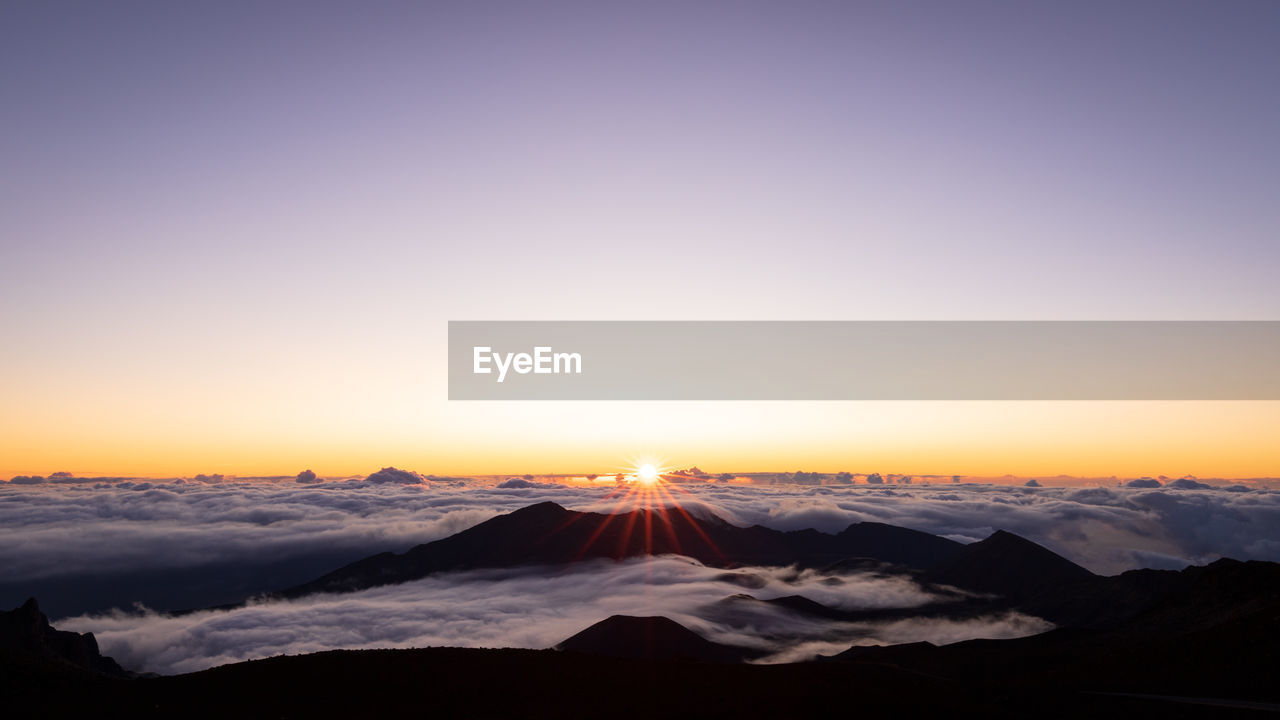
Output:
[57, 557, 1050, 674]
[3, 473, 1278, 674]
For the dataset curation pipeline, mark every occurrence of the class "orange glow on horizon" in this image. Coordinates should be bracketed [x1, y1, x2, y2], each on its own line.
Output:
[1, 402, 1278, 481]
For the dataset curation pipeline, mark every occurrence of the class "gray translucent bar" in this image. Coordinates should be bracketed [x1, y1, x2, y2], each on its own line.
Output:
[448, 321, 1280, 400]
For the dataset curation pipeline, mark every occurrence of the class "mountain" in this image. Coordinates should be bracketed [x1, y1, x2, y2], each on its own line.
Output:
[6, 522, 1277, 717]
[1118, 558, 1280, 636]
[925, 529, 1096, 601]
[711, 534, 1278, 636]
[829, 558, 1280, 704]
[14, 561, 1275, 719]
[0, 597, 127, 678]
[282, 503, 1257, 638]
[556, 615, 760, 662]
[922, 531, 1263, 629]
[281, 501, 964, 597]
[835, 521, 964, 570]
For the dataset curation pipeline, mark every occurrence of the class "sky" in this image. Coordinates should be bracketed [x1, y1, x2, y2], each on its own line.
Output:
[2, 1, 1278, 478]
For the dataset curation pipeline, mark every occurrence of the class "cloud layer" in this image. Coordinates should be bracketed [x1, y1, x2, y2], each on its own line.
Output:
[3, 478, 1278, 593]
[8, 476, 1276, 674]
[58, 557, 1048, 675]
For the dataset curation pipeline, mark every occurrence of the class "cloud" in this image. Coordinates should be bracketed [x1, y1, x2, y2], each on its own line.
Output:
[364, 467, 428, 485]
[0, 481, 530, 585]
[4, 476, 1276, 675]
[1164, 478, 1212, 490]
[1024, 479, 1041, 487]
[496, 478, 555, 489]
[3, 478, 1279, 619]
[8, 475, 45, 485]
[752, 611, 1053, 665]
[1126, 477, 1162, 488]
[679, 483, 1280, 574]
[294, 469, 320, 484]
[57, 557, 1045, 675]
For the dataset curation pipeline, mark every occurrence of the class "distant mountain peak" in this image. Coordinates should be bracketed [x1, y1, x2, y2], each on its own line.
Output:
[516, 500, 568, 513]
[926, 529, 1094, 600]
[556, 615, 760, 663]
[16, 597, 43, 623]
[976, 529, 1088, 563]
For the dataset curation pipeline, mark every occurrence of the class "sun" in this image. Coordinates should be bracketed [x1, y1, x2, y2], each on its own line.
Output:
[636, 463, 659, 484]
[621, 456, 669, 487]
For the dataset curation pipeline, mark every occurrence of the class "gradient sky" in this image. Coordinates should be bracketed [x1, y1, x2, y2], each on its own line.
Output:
[2, 1, 1278, 478]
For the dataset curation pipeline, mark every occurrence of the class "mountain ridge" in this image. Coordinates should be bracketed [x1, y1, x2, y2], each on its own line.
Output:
[0, 597, 128, 679]
[280, 501, 965, 598]
[272, 502, 1253, 635]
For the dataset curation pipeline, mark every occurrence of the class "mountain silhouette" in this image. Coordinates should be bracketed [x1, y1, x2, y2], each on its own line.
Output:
[925, 529, 1096, 601]
[281, 503, 1259, 637]
[0, 597, 126, 678]
[19, 559, 1270, 717]
[281, 501, 963, 597]
[6, 519, 1279, 716]
[703, 531, 1280, 635]
[828, 557, 1280, 703]
[556, 615, 761, 662]
[1117, 558, 1280, 636]
[921, 531, 1271, 629]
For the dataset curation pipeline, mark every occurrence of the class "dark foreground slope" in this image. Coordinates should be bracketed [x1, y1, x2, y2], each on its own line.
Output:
[830, 558, 1280, 709]
[283, 501, 963, 597]
[7, 556, 1277, 718]
[11, 641, 1273, 719]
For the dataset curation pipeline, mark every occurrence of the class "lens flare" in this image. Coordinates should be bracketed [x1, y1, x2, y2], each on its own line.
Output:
[553, 458, 726, 566]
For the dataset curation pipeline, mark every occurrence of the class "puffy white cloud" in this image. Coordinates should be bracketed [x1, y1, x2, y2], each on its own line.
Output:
[496, 477, 555, 489]
[364, 467, 427, 485]
[1164, 478, 1212, 490]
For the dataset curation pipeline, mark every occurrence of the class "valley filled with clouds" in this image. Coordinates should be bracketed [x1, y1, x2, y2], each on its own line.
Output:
[58, 557, 1051, 675]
